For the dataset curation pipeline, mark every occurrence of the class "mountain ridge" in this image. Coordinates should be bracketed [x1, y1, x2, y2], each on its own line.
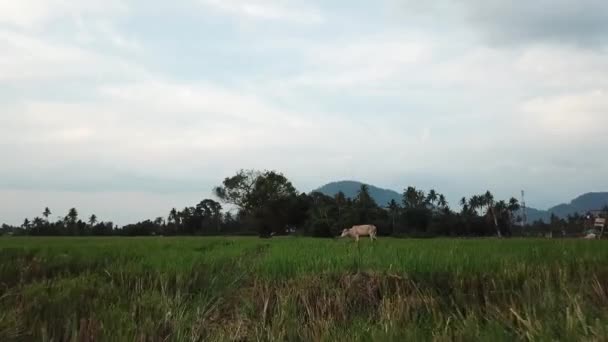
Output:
[314, 180, 401, 207]
[314, 181, 608, 222]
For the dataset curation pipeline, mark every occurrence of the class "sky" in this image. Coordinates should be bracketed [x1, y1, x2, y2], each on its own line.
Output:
[1, 0, 608, 225]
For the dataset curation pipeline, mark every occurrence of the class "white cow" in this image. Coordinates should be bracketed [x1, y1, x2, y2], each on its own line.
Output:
[340, 225, 377, 242]
[584, 233, 597, 240]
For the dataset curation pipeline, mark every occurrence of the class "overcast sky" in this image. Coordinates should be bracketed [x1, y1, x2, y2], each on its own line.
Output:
[1, 0, 608, 225]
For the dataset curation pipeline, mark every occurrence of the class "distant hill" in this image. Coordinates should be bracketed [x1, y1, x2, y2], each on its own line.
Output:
[548, 192, 608, 217]
[314, 181, 401, 207]
[521, 207, 551, 223]
[523, 192, 608, 223]
[315, 181, 608, 223]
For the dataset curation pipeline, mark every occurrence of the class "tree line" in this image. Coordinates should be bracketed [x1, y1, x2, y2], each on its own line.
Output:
[1, 169, 602, 237]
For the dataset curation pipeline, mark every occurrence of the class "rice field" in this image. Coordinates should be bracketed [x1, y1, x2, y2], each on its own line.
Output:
[1, 236, 608, 341]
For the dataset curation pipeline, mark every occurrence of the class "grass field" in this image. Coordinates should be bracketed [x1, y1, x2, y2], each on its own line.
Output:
[1, 237, 608, 341]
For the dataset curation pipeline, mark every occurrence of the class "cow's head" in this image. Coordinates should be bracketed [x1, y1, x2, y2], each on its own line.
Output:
[340, 229, 350, 238]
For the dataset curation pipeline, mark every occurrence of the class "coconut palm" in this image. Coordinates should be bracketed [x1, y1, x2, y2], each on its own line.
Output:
[43, 207, 51, 221]
[89, 214, 97, 227]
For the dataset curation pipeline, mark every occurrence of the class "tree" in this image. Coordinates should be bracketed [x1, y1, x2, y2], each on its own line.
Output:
[43, 207, 52, 221]
[468, 195, 482, 215]
[213, 169, 259, 210]
[168, 208, 180, 226]
[335, 191, 347, 220]
[438, 194, 448, 209]
[196, 199, 223, 232]
[308, 192, 339, 237]
[215, 170, 297, 235]
[354, 184, 378, 223]
[483, 191, 501, 238]
[460, 197, 470, 215]
[403, 186, 426, 209]
[66, 208, 79, 225]
[89, 214, 98, 227]
[31, 217, 44, 234]
[402, 186, 431, 233]
[426, 189, 438, 207]
[388, 199, 400, 234]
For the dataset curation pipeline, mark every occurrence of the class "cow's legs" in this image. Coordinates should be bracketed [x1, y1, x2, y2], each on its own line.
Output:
[355, 235, 359, 242]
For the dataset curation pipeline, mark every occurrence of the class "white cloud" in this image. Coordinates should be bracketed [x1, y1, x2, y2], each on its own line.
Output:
[514, 45, 608, 89]
[270, 35, 434, 90]
[0, 30, 148, 82]
[198, 0, 323, 23]
[523, 89, 608, 135]
[0, 0, 127, 28]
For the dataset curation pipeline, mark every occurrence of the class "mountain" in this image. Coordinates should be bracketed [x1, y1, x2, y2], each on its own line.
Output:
[314, 181, 401, 206]
[521, 207, 551, 223]
[315, 181, 608, 222]
[523, 192, 608, 223]
[547, 192, 608, 217]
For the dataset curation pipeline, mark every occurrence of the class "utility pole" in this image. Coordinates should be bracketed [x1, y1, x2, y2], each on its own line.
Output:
[521, 190, 527, 227]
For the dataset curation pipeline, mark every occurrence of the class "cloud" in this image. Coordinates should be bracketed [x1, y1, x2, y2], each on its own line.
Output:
[288, 37, 432, 89]
[397, 0, 608, 46]
[198, 0, 323, 24]
[0, 30, 147, 82]
[523, 89, 608, 136]
[464, 0, 608, 46]
[0, 0, 127, 28]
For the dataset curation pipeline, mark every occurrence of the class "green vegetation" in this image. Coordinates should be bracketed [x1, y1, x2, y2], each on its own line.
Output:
[2, 237, 608, 341]
[4, 169, 607, 238]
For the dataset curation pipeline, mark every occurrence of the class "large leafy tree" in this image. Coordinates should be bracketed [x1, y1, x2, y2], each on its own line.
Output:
[213, 169, 260, 210]
[196, 199, 223, 232]
[214, 169, 297, 235]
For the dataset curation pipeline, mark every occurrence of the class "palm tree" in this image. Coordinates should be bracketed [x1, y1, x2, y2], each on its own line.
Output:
[43, 207, 51, 221]
[483, 191, 501, 238]
[403, 186, 425, 209]
[168, 208, 179, 225]
[88, 214, 97, 227]
[427, 189, 438, 207]
[508, 198, 520, 212]
[32, 217, 44, 233]
[460, 197, 470, 215]
[436, 194, 448, 214]
[468, 195, 482, 215]
[66, 208, 78, 225]
[438, 194, 448, 209]
[460, 197, 467, 207]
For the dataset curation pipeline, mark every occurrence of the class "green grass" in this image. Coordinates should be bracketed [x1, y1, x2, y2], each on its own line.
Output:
[1, 237, 608, 341]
